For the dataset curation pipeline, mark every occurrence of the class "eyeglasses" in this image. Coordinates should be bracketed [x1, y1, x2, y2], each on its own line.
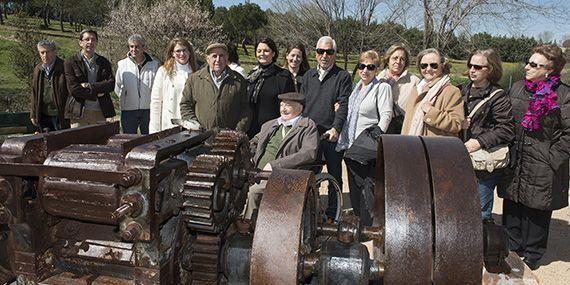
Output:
[316, 48, 335, 55]
[358, 63, 377, 71]
[467, 63, 487, 70]
[526, 61, 547, 69]
[174, 49, 189, 54]
[420, 63, 439, 70]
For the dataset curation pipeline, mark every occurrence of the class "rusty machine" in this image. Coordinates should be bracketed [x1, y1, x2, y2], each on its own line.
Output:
[0, 122, 509, 285]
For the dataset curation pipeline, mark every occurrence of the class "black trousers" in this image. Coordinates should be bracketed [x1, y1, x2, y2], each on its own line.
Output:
[502, 199, 552, 261]
[319, 140, 344, 219]
[345, 158, 376, 226]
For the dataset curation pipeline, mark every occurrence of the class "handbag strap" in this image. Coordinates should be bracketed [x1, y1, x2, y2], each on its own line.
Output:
[467, 89, 503, 119]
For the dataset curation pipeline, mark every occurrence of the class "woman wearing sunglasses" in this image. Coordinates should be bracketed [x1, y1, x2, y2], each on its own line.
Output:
[336, 50, 393, 225]
[377, 44, 421, 134]
[246, 37, 296, 137]
[498, 44, 568, 270]
[460, 49, 515, 222]
[401, 48, 464, 137]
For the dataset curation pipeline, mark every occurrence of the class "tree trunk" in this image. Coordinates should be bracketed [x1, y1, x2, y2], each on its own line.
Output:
[241, 38, 249, 56]
[59, 7, 64, 32]
[422, 0, 433, 49]
[0, 4, 4, 25]
[43, 2, 49, 27]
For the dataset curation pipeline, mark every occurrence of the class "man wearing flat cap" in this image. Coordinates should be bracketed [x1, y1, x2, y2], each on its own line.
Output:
[244, 92, 319, 218]
[180, 42, 250, 131]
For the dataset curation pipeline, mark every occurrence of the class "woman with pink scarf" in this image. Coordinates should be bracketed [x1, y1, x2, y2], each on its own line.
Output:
[498, 44, 569, 270]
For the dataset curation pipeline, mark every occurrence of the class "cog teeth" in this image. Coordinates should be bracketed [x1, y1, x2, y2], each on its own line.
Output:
[183, 130, 252, 283]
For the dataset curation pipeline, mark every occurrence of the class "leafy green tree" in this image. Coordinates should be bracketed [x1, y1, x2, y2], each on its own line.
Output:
[213, 3, 267, 42]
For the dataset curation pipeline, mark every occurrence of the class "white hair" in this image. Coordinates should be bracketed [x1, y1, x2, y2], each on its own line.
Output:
[316, 36, 337, 51]
[37, 40, 57, 51]
[128, 34, 146, 47]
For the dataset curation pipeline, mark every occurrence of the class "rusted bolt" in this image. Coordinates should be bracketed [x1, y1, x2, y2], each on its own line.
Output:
[370, 260, 384, 280]
[111, 194, 144, 220]
[302, 253, 319, 279]
[121, 222, 143, 241]
[0, 207, 12, 224]
[337, 215, 361, 244]
[361, 226, 384, 243]
[120, 169, 142, 187]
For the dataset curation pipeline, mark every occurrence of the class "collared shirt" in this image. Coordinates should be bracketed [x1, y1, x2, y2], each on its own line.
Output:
[41, 61, 56, 79]
[82, 52, 101, 110]
[317, 64, 334, 82]
[129, 54, 148, 71]
[209, 68, 229, 89]
[277, 115, 302, 127]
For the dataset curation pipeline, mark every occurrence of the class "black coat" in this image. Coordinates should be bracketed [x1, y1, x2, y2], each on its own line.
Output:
[498, 80, 569, 210]
[63, 52, 116, 119]
[247, 64, 295, 137]
[299, 64, 352, 134]
[461, 83, 515, 179]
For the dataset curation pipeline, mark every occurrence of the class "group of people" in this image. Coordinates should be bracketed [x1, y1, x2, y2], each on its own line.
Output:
[30, 29, 568, 271]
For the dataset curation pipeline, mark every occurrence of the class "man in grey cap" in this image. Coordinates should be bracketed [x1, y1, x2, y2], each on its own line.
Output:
[180, 42, 250, 131]
[244, 92, 319, 218]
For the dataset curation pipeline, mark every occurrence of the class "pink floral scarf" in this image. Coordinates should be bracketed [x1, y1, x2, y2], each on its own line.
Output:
[521, 74, 560, 132]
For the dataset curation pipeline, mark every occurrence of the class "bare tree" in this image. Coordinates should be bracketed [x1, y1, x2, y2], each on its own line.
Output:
[268, 0, 401, 71]
[101, 0, 224, 64]
[417, 0, 569, 50]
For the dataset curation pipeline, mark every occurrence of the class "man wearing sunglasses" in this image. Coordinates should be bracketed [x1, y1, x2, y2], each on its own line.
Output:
[299, 36, 352, 222]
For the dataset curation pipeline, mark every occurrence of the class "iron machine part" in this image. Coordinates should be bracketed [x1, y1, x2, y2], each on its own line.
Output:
[0, 122, 511, 285]
[0, 123, 254, 284]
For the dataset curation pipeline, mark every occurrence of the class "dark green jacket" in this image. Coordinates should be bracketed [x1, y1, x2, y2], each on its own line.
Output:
[180, 66, 250, 132]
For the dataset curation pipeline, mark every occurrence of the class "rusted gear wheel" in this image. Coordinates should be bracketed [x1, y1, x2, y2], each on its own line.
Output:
[250, 169, 318, 285]
[182, 154, 231, 233]
[373, 135, 483, 284]
[188, 233, 224, 284]
[183, 130, 254, 284]
[210, 129, 253, 189]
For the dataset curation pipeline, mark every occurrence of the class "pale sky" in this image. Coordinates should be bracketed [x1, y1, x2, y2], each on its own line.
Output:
[212, 0, 570, 43]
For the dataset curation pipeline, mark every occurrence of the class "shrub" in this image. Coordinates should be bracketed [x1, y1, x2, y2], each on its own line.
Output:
[101, 0, 224, 65]
[9, 13, 42, 91]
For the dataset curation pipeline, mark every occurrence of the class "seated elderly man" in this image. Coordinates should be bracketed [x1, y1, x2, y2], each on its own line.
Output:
[244, 92, 319, 218]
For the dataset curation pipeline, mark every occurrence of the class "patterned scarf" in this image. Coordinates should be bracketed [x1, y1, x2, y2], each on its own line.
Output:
[336, 78, 378, 151]
[521, 74, 560, 132]
[247, 62, 280, 104]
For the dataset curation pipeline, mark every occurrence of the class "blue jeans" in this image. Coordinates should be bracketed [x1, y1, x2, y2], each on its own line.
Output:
[478, 176, 498, 220]
[121, 109, 150, 134]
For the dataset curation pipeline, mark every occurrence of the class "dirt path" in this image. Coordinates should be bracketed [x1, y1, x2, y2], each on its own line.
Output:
[492, 193, 570, 284]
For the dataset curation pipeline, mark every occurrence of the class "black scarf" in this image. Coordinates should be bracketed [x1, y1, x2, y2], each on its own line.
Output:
[247, 62, 280, 104]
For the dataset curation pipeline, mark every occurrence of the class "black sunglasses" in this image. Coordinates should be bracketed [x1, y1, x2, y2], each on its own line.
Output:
[467, 63, 487, 70]
[316, 48, 335, 55]
[420, 62, 439, 70]
[526, 61, 547, 69]
[358, 63, 377, 71]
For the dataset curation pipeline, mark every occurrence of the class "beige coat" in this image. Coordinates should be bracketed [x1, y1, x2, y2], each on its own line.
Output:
[377, 69, 420, 117]
[401, 78, 464, 137]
